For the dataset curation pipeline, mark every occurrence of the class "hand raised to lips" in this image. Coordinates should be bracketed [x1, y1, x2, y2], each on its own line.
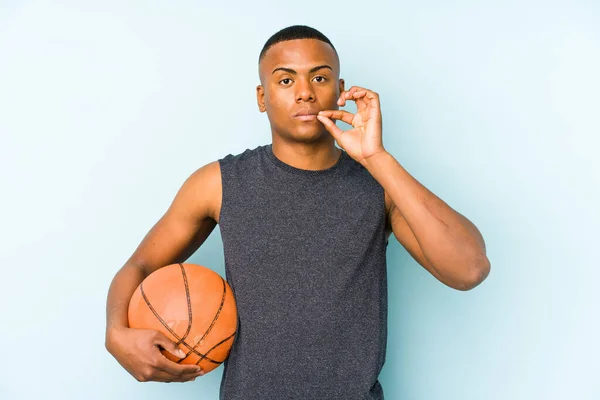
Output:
[317, 86, 385, 166]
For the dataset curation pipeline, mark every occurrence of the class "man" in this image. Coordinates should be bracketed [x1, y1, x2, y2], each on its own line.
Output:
[105, 25, 490, 399]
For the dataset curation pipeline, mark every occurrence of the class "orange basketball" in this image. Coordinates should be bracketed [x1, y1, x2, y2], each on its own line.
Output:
[128, 263, 237, 374]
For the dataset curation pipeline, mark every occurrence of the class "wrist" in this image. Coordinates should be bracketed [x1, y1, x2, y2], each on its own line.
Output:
[362, 150, 391, 170]
[105, 325, 127, 351]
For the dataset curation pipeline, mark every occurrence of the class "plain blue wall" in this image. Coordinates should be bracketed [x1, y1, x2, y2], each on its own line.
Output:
[1, 1, 598, 399]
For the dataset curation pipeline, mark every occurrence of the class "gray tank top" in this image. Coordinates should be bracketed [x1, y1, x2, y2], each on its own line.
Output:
[217, 144, 388, 399]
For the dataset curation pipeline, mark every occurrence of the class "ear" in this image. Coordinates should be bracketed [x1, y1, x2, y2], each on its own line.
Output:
[338, 78, 345, 96]
[256, 85, 266, 113]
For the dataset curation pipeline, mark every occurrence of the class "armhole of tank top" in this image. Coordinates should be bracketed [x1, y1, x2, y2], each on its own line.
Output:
[380, 182, 389, 247]
[217, 158, 228, 227]
[216, 150, 254, 228]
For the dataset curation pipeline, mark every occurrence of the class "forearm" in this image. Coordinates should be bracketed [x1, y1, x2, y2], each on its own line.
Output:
[105, 262, 147, 340]
[366, 152, 489, 281]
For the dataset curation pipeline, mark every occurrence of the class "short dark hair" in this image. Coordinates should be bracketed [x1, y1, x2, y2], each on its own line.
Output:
[258, 25, 337, 63]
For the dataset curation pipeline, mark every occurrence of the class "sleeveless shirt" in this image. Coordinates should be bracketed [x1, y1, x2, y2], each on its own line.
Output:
[217, 144, 388, 400]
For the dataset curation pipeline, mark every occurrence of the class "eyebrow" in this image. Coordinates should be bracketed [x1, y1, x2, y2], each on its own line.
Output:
[271, 65, 333, 75]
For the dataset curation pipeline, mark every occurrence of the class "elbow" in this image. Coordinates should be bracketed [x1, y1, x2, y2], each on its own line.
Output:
[456, 255, 491, 291]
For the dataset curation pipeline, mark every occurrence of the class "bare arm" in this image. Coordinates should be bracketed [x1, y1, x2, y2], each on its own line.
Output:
[317, 86, 490, 291]
[105, 161, 222, 382]
[378, 158, 491, 292]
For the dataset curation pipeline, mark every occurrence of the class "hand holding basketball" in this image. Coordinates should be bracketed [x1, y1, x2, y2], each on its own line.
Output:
[106, 327, 204, 383]
[127, 263, 238, 375]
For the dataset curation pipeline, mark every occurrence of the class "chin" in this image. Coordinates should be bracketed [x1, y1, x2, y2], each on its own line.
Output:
[272, 121, 330, 144]
[287, 128, 329, 144]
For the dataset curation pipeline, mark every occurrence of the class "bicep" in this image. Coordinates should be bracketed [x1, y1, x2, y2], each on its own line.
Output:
[127, 161, 221, 275]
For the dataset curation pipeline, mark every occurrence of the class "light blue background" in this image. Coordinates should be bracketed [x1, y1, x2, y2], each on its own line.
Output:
[0, 1, 598, 399]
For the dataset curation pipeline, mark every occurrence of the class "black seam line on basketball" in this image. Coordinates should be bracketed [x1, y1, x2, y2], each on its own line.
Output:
[177, 263, 193, 345]
[183, 276, 228, 359]
[194, 331, 237, 366]
[140, 274, 237, 364]
[140, 281, 224, 364]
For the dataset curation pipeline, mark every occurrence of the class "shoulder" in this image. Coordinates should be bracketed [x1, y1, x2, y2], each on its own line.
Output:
[184, 145, 267, 222]
[174, 161, 222, 222]
[218, 144, 267, 168]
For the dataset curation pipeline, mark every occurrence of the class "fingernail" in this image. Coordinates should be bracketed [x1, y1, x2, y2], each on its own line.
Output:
[176, 349, 186, 358]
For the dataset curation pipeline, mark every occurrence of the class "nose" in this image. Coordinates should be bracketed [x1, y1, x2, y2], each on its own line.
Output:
[295, 78, 315, 103]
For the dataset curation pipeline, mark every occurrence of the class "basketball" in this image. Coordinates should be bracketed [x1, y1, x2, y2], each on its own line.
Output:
[128, 263, 238, 374]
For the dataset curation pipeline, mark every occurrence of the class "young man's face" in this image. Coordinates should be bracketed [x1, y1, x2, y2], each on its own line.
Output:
[257, 39, 344, 143]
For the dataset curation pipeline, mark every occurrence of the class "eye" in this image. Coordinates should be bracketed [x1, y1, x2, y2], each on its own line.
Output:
[279, 78, 293, 85]
[313, 76, 327, 83]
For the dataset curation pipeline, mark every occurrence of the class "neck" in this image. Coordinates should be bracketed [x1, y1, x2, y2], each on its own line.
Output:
[271, 136, 342, 171]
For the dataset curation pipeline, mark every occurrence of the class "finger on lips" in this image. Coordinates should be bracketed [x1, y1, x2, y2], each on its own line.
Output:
[318, 110, 354, 124]
[324, 111, 353, 125]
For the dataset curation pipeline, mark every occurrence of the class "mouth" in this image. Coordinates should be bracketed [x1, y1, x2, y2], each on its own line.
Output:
[292, 109, 320, 122]
[293, 114, 318, 121]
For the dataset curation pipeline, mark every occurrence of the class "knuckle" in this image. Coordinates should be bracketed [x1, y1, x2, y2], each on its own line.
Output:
[136, 371, 150, 382]
[142, 367, 155, 380]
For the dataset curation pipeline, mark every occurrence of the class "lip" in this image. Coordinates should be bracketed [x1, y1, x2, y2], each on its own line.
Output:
[293, 114, 318, 121]
[292, 109, 320, 121]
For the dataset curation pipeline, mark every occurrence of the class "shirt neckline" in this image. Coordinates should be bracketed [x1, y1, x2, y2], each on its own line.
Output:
[265, 144, 347, 176]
